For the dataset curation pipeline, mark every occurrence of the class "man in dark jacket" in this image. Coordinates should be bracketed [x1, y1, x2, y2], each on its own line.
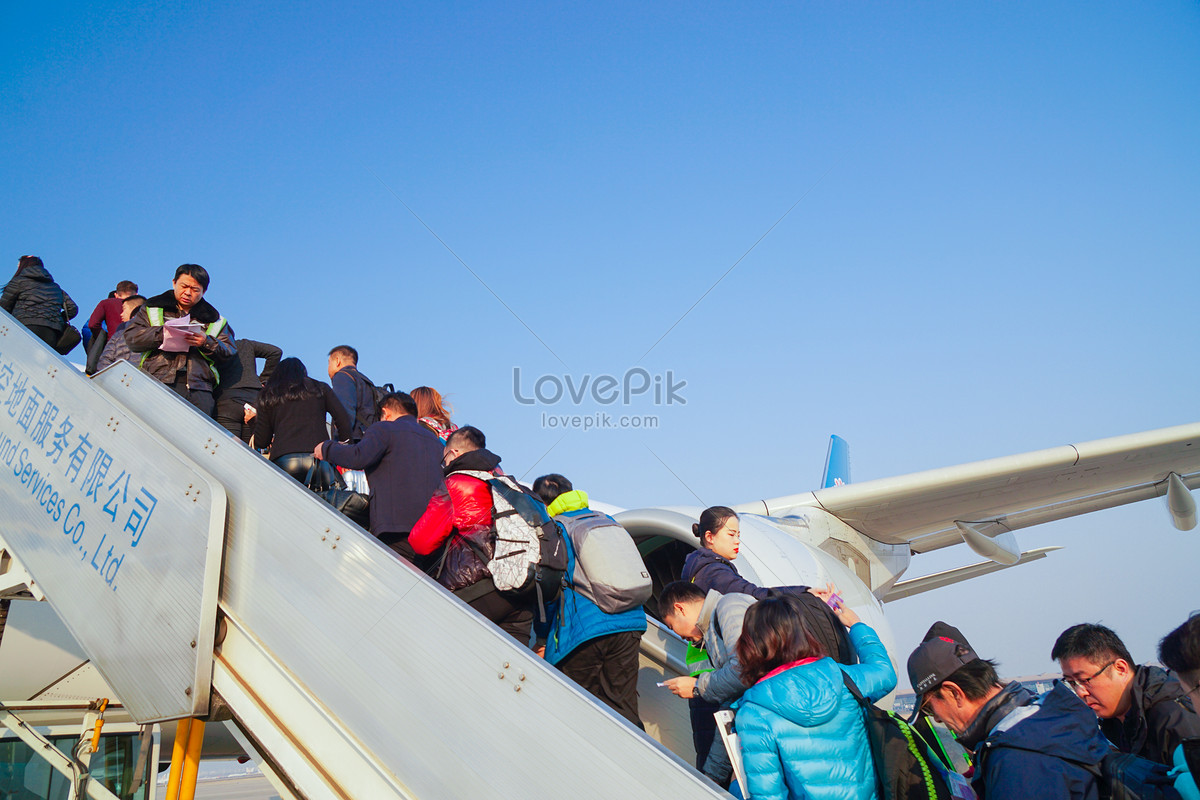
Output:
[327, 345, 378, 442]
[124, 264, 235, 416]
[314, 391, 444, 562]
[215, 338, 282, 444]
[0, 255, 78, 347]
[910, 621, 1110, 800]
[1054, 622, 1200, 766]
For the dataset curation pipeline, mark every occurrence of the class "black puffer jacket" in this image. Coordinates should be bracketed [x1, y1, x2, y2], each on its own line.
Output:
[1100, 664, 1200, 766]
[124, 290, 236, 393]
[0, 263, 77, 331]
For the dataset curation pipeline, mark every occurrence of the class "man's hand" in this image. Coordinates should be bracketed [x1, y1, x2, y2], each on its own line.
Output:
[662, 676, 698, 699]
[243, 405, 256, 424]
[183, 332, 207, 347]
[312, 443, 324, 460]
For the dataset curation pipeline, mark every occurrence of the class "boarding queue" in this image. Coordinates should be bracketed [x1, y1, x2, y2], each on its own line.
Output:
[4, 256, 1199, 800]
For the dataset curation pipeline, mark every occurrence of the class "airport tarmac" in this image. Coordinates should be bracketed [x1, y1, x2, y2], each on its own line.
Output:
[193, 776, 281, 800]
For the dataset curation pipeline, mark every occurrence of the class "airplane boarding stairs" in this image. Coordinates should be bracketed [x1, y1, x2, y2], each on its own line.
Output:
[0, 316, 724, 800]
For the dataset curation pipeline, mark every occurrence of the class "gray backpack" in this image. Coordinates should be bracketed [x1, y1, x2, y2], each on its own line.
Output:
[558, 510, 651, 614]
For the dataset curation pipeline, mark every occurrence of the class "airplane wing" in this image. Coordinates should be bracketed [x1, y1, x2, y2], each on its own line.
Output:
[736, 422, 1200, 555]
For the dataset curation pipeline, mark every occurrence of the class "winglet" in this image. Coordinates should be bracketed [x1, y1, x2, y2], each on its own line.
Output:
[822, 435, 851, 488]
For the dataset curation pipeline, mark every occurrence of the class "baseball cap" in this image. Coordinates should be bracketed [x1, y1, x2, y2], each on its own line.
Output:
[906, 621, 979, 722]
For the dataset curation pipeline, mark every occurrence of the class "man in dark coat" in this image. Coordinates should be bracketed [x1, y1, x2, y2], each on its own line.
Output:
[327, 344, 379, 442]
[911, 621, 1110, 800]
[124, 264, 236, 416]
[215, 337, 282, 444]
[313, 391, 444, 562]
[0, 255, 78, 347]
[1054, 622, 1200, 766]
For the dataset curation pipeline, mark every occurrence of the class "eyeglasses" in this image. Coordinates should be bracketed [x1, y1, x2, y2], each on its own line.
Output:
[1063, 660, 1115, 692]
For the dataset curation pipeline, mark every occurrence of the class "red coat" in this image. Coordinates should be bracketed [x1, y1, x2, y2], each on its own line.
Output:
[410, 473, 493, 556]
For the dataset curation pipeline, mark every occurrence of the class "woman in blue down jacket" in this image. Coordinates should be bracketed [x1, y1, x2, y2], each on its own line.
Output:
[734, 587, 896, 800]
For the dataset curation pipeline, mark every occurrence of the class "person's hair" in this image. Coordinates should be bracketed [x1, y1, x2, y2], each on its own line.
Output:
[929, 658, 1003, 702]
[258, 358, 320, 407]
[122, 294, 146, 307]
[17, 255, 43, 273]
[1051, 623, 1134, 666]
[659, 581, 707, 620]
[328, 345, 358, 364]
[532, 474, 573, 505]
[1159, 614, 1200, 675]
[692, 506, 738, 545]
[737, 595, 825, 685]
[411, 386, 452, 426]
[379, 391, 416, 418]
[174, 264, 210, 291]
[115, 280, 138, 294]
[448, 425, 486, 451]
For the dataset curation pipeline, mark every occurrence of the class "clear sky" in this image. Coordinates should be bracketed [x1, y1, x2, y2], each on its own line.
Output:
[3, 2, 1199, 686]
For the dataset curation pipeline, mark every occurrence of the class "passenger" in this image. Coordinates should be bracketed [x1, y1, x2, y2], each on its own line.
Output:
[1053, 622, 1200, 766]
[909, 621, 1109, 800]
[734, 590, 897, 800]
[95, 295, 146, 372]
[84, 279, 138, 374]
[1158, 615, 1200, 800]
[0, 255, 78, 348]
[314, 391, 444, 562]
[682, 506, 809, 600]
[412, 386, 458, 443]
[530, 473, 648, 728]
[409, 426, 533, 645]
[124, 264, 235, 417]
[327, 345, 379, 442]
[255, 358, 352, 482]
[216, 337, 282, 444]
[659, 581, 755, 788]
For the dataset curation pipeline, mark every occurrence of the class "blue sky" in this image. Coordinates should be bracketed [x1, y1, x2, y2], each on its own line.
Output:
[3, 1, 1199, 683]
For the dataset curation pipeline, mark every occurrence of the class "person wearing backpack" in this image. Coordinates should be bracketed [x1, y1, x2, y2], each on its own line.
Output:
[530, 474, 649, 729]
[908, 622, 1110, 800]
[327, 344, 380, 442]
[733, 590, 897, 800]
[409, 426, 535, 644]
[1053, 623, 1200, 767]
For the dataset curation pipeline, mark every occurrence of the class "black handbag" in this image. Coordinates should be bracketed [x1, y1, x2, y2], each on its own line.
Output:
[305, 463, 371, 529]
[55, 305, 82, 355]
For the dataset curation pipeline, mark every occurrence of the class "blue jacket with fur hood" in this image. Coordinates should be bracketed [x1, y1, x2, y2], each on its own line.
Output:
[734, 622, 896, 800]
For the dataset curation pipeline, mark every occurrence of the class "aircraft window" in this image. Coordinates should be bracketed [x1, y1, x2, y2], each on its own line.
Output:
[0, 733, 149, 800]
[636, 537, 697, 623]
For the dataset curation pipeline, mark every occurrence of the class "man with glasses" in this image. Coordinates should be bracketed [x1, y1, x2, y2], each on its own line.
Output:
[1053, 623, 1200, 766]
[908, 621, 1109, 800]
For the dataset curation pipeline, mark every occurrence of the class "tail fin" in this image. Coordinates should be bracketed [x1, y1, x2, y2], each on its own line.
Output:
[821, 435, 851, 488]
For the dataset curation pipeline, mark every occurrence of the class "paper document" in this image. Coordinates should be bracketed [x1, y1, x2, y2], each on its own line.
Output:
[160, 315, 206, 352]
[715, 709, 751, 798]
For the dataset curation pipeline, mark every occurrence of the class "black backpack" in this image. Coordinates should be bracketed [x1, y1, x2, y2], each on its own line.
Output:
[352, 369, 394, 436]
[842, 673, 973, 800]
[767, 587, 855, 665]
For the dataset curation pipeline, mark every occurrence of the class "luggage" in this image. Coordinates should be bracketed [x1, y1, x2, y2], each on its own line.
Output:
[305, 462, 370, 529]
[842, 672, 975, 800]
[557, 509, 651, 613]
[451, 470, 567, 620]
